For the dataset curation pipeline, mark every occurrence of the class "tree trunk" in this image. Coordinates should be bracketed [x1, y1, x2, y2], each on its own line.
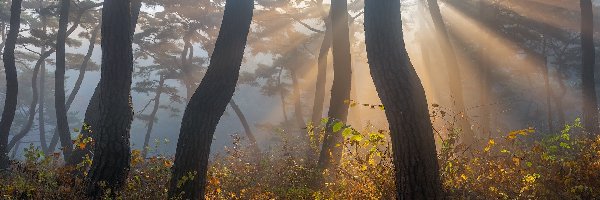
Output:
[66, 25, 99, 111]
[7, 51, 50, 152]
[141, 75, 165, 159]
[55, 0, 74, 162]
[364, 0, 443, 198]
[291, 68, 306, 128]
[581, 0, 599, 134]
[70, 0, 139, 163]
[317, 0, 352, 170]
[38, 3, 49, 154]
[311, 13, 331, 125]
[85, 0, 134, 196]
[427, 0, 475, 143]
[541, 42, 554, 133]
[229, 99, 260, 154]
[167, 0, 254, 198]
[278, 66, 289, 122]
[0, 0, 22, 169]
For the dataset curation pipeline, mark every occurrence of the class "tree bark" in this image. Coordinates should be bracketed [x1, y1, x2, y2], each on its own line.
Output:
[427, 0, 475, 143]
[364, 0, 443, 198]
[141, 75, 165, 159]
[38, 11, 48, 154]
[311, 12, 331, 126]
[85, 0, 134, 196]
[55, 0, 74, 162]
[167, 0, 254, 198]
[0, 0, 22, 170]
[580, 0, 599, 134]
[317, 0, 352, 170]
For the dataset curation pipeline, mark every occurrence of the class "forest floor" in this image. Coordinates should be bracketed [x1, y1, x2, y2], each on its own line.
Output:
[1, 119, 600, 199]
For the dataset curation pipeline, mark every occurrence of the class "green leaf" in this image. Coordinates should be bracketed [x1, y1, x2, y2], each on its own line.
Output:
[320, 118, 329, 125]
[559, 142, 571, 149]
[333, 122, 344, 132]
[350, 135, 363, 142]
[342, 128, 353, 138]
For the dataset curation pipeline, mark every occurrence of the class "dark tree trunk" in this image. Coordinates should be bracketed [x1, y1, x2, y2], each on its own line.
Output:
[427, 0, 475, 143]
[229, 99, 260, 154]
[141, 75, 165, 159]
[55, 0, 74, 162]
[317, 0, 352, 170]
[85, 0, 134, 196]
[311, 13, 331, 125]
[581, 0, 599, 134]
[167, 0, 254, 198]
[38, 7, 48, 154]
[541, 42, 554, 133]
[0, 0, 22, 169]
[66, 25, 99, 111]
[364, 0, 443, 199]
[70, 0, 139, 164]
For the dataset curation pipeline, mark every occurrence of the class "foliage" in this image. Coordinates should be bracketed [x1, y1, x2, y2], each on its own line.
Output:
[2, 119, 600, 199]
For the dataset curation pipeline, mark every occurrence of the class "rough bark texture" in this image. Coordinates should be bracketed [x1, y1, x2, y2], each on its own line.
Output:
[167, 0, 254, 198]
[364, 0, 443, 199]
[311, 12, 331, 125]
[55, 0, 74, 162]
[141, 75, 165, 159]
[317, 0, 352, 170]
[427, 0, 475, 143]
[580, 0, 599, 134]
[85, 0, 134, 196]
[0, 0, 22, 170]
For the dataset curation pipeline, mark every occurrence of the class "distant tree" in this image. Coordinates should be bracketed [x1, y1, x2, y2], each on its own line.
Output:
[317, 0, 352, 170]
[0, 0, 23, 169]
[85, 0, 134, 196]
[364, 0, 443, 198]
[167, 0, 254, 198]
[311, 0, 331, 126]
[580, 0, 599, 134]
[427, 0, 475, 143]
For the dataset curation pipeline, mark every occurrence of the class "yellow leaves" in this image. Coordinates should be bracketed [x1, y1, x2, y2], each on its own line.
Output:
[507, 127, 535, 140]
[523, 173, 540, 184]
[484, 139, 495, 152]
[512, 157, 521, 166]
[460, 174, 468, 181]
[163, 160, 173, 168]
[131, 149, 143, 166]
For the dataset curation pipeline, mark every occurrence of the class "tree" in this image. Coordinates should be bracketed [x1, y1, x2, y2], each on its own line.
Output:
[311, 1, 331, 126]
[427, 0, 475, 143]
[317, 0, 352, 170]
[580, 0, 598, 134]
[85, 0, 134, 196]
[167, 0, 254, 198]
[364, 0, 443, 198]
[0, 0, 22, 169]
[54, 0, 73, 162]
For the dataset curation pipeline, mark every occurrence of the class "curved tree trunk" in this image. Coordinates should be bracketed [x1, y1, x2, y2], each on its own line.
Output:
[66, 25, 99, 111]
[85, 0, 134, 196]
[317, 0, 352, 170]
[38, 6, 48, 154]
[167, 0, 254, 198]
[0, 0, 22, 169]
[364, 0, 443, 198]
[141, 75, 165, 159]
[580, 0, 599, 134]
[427, 0, 475, 143]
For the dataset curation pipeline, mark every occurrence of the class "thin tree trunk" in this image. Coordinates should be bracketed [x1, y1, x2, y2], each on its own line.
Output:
[0, 0, 22, 169]
[141, 75, 165, 159]
[278, 66, 289, 122]
[55, 0, 74, 162]
[311, 13, 331, 125]
[580, 0, 599, 134]
[229, 99, 260, 154]
[541, 41, 554, 133]
[317, 0, 352, 170]
[85, 0, 134, 196]
[427, 0, 475, 143]
[38, 3, 48, 154]
[66, 25, 99, 111]
[167, 0, 254, 198]
[291, 68, 305, 128]
[364, 0, 443, 198]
